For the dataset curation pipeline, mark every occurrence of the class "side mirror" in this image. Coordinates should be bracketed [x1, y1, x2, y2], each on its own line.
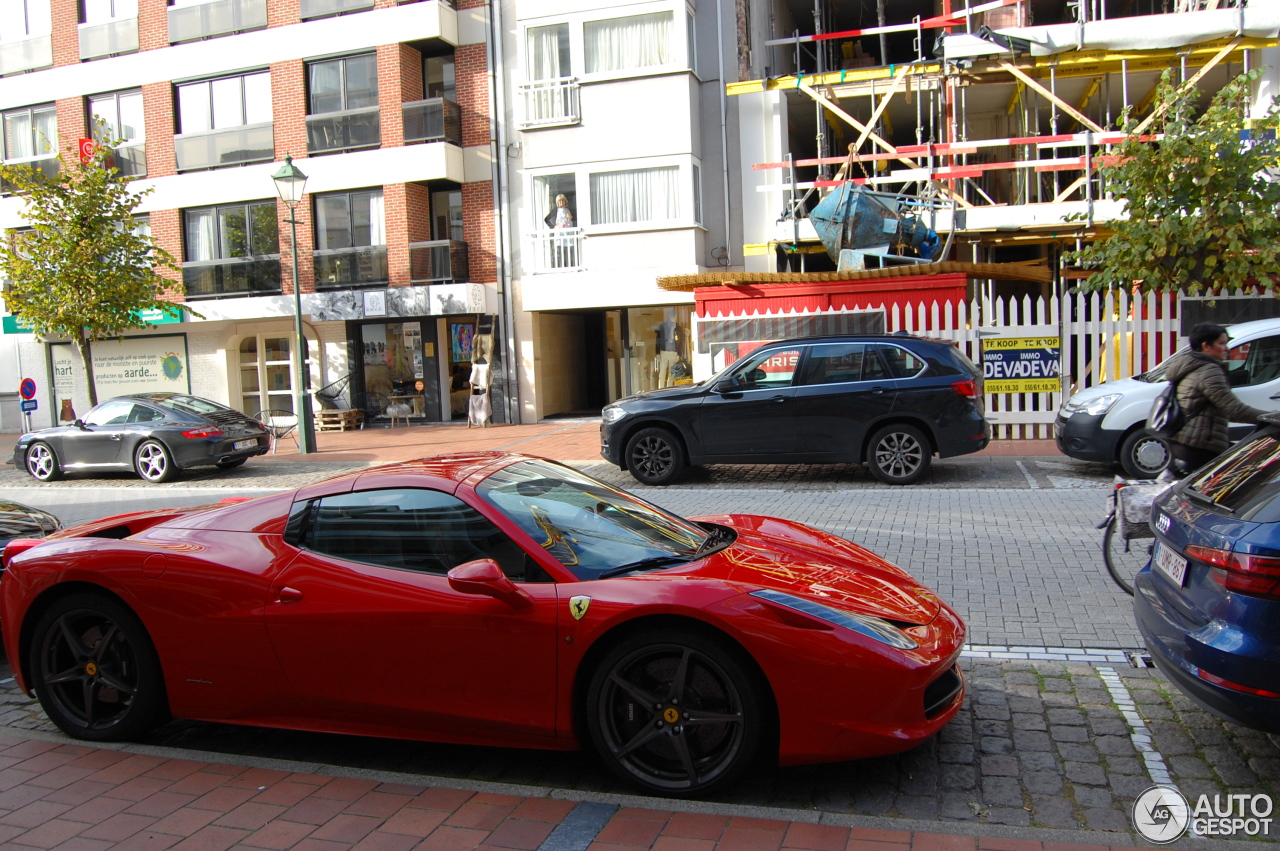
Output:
[713, 376, 741, 394]
[447, 558, 532, 608]
[73, 419, 87, 429]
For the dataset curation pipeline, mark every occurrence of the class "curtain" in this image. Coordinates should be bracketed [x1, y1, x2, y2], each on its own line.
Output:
[309, 62, 344, 114]
[590, 166, 679, 225]
[527, 24, 568, 81]
[185, 209, 217, 262]
[32, 108, 55, 156]
[3, 111, 32, 159]
[367, 192, 386, 246]
[585, 12, 671, 74]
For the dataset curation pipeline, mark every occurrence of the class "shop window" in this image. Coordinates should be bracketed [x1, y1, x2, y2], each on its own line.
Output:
[622, 305, 692, 395]
[584, 12, 672, 75]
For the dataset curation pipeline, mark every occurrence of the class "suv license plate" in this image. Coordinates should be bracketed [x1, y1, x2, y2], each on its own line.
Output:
[233, 439, 257, 451]
[1153, 542, 1188, 587]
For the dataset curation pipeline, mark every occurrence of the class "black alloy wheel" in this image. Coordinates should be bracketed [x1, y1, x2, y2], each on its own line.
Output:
[867, 423, 931, 485]
[624, 427, 687, 486]
[25, 442, 63, 482]
[586, 629, 764, 795]
[29, 595, 167, 742]
[134, 440, 176, 483]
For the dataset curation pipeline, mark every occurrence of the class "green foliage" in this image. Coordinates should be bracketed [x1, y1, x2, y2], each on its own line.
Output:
[1068, 69, 1280, 295]
[0, 141, 197, 405]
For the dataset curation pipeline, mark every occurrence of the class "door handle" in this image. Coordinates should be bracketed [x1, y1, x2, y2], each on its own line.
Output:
[772, 395, 786, 403]
[276, 586, 303, 603]
[110, 434, 122, 441]
[871, 387, 886, 395]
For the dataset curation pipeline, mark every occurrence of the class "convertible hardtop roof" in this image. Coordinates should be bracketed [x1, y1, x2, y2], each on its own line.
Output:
[292, 451, 532, 501]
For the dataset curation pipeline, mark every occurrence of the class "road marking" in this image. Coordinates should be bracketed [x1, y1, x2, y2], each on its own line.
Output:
[1015, 460, 1040, 489]
[1098, 665, 1175, 788]
[962, 645, 1131, 664]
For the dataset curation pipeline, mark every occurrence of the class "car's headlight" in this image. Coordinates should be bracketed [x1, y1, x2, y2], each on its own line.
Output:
[750, 589, 918, 649]
[602, 406, 627, 423]
[1062, 393, 1120, 417]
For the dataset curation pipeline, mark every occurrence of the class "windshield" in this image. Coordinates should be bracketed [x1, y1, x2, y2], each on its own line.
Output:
[476, 459, 711, 580]
[151, 395, 231, 417]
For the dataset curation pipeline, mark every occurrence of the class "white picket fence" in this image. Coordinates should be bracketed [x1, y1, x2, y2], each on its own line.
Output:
[696, 289, 1186, 440]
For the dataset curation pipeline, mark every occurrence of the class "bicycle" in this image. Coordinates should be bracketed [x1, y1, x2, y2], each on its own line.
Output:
[1099, 477, 1175, 595]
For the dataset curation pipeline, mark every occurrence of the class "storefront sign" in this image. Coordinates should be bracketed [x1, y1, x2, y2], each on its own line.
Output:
[3, 308, 181, 335]
[982, 336, 1061, 394]
[363, 290, 387, 317]
[51, 335, 191, 400]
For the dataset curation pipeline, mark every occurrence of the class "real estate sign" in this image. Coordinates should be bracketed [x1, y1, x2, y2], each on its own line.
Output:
[981, 336, 1061, 394]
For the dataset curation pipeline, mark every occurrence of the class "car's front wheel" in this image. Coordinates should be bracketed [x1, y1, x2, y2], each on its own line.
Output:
[29, 594, 168, 742]
[1119, 429, 1169, 479]
[25, 442, 62, 482]
[134, 440, 176, 483]
[624, 427, 687, 486]
[867, 423, 932, 485]
[586, 629, 766, 796]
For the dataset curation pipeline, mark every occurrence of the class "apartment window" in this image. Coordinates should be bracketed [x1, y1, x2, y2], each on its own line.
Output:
[2, 104, 56, 161]
[590, 166, 678, 225]
[431, 190, 462, 242]
[185, 201, 278, 262]
[686, 9, 696, 73]
[308, 54, 377, 115]
[0, 0, 51, 40]
[81, 0, 136, 23]
[425, 55, 456, 101]
[692, 163, 701, 225]
[89, 90, 144, 175]
[315, 190, 384, 250]
[584, 12, 672, 75]
[526, 23, 569, 81]
[177, 71, 271, 133]
[532, 174, 577, 229]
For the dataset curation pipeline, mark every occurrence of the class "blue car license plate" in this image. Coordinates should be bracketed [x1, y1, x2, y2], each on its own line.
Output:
[1153, 541, 1188, 587]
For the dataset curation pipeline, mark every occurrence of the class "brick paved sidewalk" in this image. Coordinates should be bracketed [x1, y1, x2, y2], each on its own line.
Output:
[0, 730, 1167, 851]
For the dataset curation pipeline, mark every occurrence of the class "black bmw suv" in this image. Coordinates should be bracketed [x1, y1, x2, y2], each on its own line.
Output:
[600, 335, 990, 486]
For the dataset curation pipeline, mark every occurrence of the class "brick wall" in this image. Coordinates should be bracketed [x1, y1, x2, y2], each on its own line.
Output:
[384, 183, 410, 286]
[376, 44, 406, 148]
[406, 183, 431, 243]
[138, 0, 169, 51]
[268, 0, 301, 27]
[50, 0, 79, 67]
[149, 208, 184, 301]
[141, 83, 176, 178]
[455, 43, 490, 149]
[462, 181, 495, 283]
[271, 60, 308, 160]
[54, 98, 87, 161]
[279, 200, 316, 295]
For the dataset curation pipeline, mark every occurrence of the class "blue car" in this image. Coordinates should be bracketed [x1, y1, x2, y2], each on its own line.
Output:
[1136, 415, 1280, 732]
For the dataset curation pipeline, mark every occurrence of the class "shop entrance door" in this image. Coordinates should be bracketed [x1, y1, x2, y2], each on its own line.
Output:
[356, 320, 440, 422]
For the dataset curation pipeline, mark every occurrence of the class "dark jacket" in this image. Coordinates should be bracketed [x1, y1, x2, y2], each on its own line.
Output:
[1163, 351, 1267, 452]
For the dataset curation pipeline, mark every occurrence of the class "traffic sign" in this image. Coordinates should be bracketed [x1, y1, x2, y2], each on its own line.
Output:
[20, 400, 37, 412]
[19, 378, 36, 400]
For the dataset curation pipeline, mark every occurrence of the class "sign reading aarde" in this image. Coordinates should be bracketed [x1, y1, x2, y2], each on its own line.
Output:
[982, 336, 1061, 394]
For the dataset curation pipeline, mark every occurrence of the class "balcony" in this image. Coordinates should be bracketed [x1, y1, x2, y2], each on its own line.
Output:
[0, 156, 60, 195]
[314, 246, 388, 289]
[307, 107, 380, 155]
[527, 228, 583, 274]
[518, 77, 580, 129]
[109, 143, 146, 178]
[403, 98, 461, 146]
[79, 17, 138, 60]
[409, 240, 468, 284]
[300, 0, 373, 19]
[184, 258, 281, 299]
[174, 123, 274, 172]
[0, 35, 52, 76]
[168, 0, 267, 44]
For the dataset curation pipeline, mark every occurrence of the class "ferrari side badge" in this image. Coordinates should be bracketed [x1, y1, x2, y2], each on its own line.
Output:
[569, 596, 591, 620]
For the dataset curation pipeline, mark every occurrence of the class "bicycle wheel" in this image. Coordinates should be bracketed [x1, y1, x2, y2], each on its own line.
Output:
[1102, 515, 1151, 596]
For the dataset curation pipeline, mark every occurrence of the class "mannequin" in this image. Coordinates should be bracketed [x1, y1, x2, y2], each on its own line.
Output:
[468, 333, 493, 428]
[655, 309, 685, 388]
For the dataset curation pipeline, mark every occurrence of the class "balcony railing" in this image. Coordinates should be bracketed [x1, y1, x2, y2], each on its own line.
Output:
[300, 0, 373, 19]
[108, 142, 146, 178]
[313, 246, 388, 289]
[168, 0, 267, 44]
[0, 156, 60, 195]
[0, 35, 52, 76]
[518, 77, 580, 129]
[174, 123, 274, 172]
[527, 228, 583, 274]
[306, 107, 381, 155]
[79, 17, 138, 60]
[184, 257, 281, 300]
[403, 98, 461, 146]
[409, 240, 468, 284]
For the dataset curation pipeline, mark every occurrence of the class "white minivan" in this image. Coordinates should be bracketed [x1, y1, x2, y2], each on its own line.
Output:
[1055, 318, 1280, 477]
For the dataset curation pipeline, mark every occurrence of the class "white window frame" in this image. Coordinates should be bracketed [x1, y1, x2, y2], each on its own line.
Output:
[525, 155, 703, 237]
[0, 0, 52, 43]
[81, 0, 137, 25]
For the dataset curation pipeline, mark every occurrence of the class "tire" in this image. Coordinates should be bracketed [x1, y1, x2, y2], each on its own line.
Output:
[134, 440, 176, 483]
[215, 457, 248, 469]
[24, 442, 62, 482]
[29, 594, 168, 742]
[867, 424, 932, 485]
[586, 628, 766, 796]
[624, 427, 687, 486]
[1119, 430, 1170, 479]
[1102, 515, 1150, 596]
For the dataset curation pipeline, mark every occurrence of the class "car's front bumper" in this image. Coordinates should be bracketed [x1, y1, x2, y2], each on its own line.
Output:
[1055, 413, 1121, 463]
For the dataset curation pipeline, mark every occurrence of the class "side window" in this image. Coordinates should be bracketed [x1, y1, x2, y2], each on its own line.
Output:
[734, 347, 802, 390]
[126, 405, 166, 424]
[301, 488, 539, 580]
[796, 343, 870, 386]
[82, 400, 134, 426]
[1234, 336, 1280, 386]
[878, 345, 926, 379]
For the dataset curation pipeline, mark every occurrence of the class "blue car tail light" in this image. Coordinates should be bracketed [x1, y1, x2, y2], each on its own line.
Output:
[1185, 545, 1280, 600]
[1195, 667, 1280, 698]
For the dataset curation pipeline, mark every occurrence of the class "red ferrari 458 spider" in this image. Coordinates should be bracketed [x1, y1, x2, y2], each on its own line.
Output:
[0, 453, 964, 795]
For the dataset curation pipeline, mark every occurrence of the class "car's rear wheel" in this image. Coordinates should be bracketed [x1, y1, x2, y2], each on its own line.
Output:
[1120, 429, 1169, 479]
[586, 628, 765, 796]
[215, 457, 248, 469]
[867, 424, 931, 485]
[134, 440, 176, 483]
[624, 427, 686, 486]
[29, 594, 167, 742]
[25, 442, 62, 482]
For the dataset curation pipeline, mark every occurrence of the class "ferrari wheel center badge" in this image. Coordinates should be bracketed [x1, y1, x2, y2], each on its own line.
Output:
[663, 707, 679, 723]
[84, 662, 97, 676]
[569, 596, 591, 620]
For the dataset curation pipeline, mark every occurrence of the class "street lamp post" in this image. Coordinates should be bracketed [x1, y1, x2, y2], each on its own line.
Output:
[272, 154, 316, 454]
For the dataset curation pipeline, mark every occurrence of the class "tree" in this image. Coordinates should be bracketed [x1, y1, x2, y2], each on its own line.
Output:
[1068, 69, 1280, 295]
[0, 141, 195, 407]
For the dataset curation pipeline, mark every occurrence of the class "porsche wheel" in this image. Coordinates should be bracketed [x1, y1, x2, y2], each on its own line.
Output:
[586, 629, 765, 796]
[25, 442, 62, 482]
[624, 427, 686, 486]
[29, 595, 167, 742]
[134, 440, 176, 483]
[867, 424, 931, 485]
